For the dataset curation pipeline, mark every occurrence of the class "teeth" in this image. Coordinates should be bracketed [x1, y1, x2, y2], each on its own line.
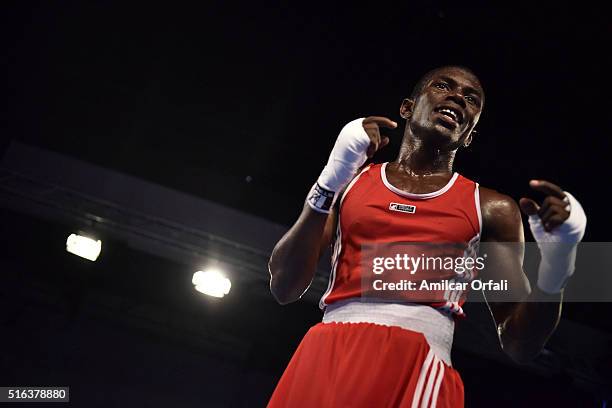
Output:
[439, 108, 458, 121]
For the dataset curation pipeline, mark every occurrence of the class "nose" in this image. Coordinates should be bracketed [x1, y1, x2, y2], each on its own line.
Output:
[445, 92, 466, 108]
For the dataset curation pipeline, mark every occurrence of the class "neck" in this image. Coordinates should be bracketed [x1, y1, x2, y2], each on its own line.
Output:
[395, 128, 455, 177]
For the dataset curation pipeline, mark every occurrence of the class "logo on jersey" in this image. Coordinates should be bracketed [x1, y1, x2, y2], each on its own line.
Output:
[389, 202, 416, 214]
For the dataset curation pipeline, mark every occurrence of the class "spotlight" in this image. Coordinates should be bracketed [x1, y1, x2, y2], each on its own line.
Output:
[192, 269, 231, 298]
[66, 234, 102, 261]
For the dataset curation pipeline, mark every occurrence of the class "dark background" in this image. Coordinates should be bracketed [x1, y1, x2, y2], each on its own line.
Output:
[1, 1, 610, 407]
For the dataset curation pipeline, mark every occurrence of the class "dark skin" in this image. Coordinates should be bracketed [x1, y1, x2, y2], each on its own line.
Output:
[268, 66, 570, 364]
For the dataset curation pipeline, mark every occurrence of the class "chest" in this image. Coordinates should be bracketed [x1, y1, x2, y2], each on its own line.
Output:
[340, 174, 478, 243]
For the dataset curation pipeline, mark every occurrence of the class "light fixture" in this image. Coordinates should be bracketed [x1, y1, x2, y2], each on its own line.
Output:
[192, 269, 231, 298]
[66, 233, 102, 261]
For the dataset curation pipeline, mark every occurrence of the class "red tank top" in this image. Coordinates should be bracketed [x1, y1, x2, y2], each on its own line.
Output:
[320, 162, 482, 317]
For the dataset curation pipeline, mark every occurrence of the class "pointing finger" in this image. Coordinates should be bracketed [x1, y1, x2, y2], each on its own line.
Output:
[529, 180, 566, 200]
[363, 116, 398, 129]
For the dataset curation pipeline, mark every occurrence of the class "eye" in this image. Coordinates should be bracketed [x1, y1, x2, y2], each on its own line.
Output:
[433, 82, 449, 90]
[465, 95, 477, 105]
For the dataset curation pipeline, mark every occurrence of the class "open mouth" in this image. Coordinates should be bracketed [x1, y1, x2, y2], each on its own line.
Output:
[434, 106, 463, 125]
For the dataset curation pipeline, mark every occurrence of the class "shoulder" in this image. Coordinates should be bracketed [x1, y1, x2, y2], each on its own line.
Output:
[478, 186, 523, 241]
[479, 186, 520, 218]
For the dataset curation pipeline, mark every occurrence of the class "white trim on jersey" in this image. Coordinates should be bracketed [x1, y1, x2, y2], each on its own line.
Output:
[441, 182, 482, 314]
[340, 164, 372, 207]
[381, 162, 459, 200]
[319, 165, 371, 309]
[319, 217, 342, 309]
[475, 182, 483, 235]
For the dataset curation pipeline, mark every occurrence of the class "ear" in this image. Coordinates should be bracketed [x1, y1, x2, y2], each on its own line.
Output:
[400, 98, 415, 119]
[463, 129, 476, 147]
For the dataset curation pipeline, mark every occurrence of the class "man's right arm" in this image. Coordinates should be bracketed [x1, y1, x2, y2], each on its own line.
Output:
[267, 116, 397, 305]
[268, 204, 337, 305]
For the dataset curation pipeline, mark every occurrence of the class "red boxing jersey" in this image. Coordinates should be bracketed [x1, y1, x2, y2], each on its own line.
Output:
[320, 162, 482, 317]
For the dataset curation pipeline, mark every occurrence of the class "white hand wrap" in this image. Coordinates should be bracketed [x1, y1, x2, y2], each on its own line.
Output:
[529, 192, 587, 294]
[307, 118, 370, 213]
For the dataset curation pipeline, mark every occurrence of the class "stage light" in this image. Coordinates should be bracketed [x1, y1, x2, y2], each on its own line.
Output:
[66, 234, 102, 261]
[192, 269, 231, 298]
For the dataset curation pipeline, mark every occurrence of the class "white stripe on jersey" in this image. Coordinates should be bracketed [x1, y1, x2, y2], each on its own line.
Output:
[475, 182, 483, 235]
[319, 165, 371, 309]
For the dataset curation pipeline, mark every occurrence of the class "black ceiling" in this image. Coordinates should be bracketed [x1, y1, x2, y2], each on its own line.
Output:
[3, 1, 607, 232]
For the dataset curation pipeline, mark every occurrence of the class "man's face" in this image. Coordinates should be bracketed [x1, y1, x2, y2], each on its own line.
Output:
[406, 67, 484, 148]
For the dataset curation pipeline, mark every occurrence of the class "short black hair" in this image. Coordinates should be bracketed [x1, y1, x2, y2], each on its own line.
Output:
[410, 65, 481, 100]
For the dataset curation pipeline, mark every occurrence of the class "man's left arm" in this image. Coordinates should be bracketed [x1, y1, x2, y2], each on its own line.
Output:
[479, 181, 587, 364]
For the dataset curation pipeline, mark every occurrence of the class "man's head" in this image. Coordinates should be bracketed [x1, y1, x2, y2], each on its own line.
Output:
[400, 66, 484, 150]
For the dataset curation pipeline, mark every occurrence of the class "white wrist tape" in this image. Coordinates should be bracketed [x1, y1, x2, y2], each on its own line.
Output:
[529, 192, 587, 293]
[307, 118, 370, 213]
